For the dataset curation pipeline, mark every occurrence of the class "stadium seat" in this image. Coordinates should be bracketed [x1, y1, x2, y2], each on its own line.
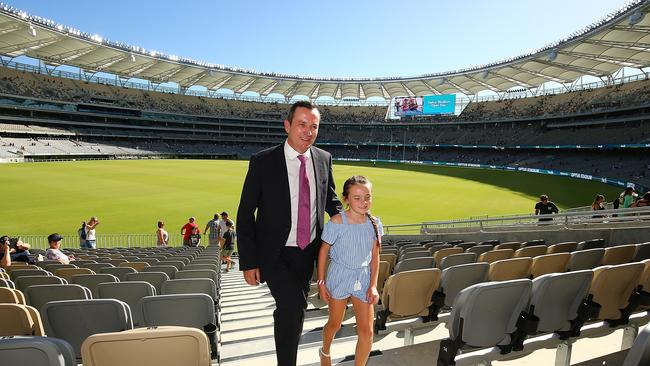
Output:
[590, 263, 645, 323]
[119, 262, 150, 271]
[162, 278, 218, 303]
[125, 272, 169, 294]
[185, 264, 220, 272]
[467, 244, 495, 257]
[393, 257, 434, 274]
[433, 247, 463, 268]
[43, 263, 78, 273]
[576, 238, 605, 251]
[479, 240, 500, 246]
[79, 263, 114, 272]
[437, 279, 532, 364]
[377, 261, 390, 294]
[478, 249, 514, 264]
[438, 253, 477, 271]
[400, 250, 431, 261]
[431, 262, 489, 317]
[374, 268, 441, 333]
[0, 303, 44, 336]
[0, 336, 76, 366]
[547, 242, 578, 254]
[191, 259, 221, 267]
[69, 274, 120, 298]
[123, 256, 140, 261]
[488, 258, 532, 281]
[97, 281, 156, 326]
[81, 326, 212, 366]
[14, 275, 67, 293]
[25, 284, 92, 312]
[381, 248, 398, 257]
[428, 244, 452, 256]
[98, 266, 136, 281]
[5, 264, 40, 273]
[139, 294, 218, 359]
[622, 325, 650, 366]
[514, 245, 548, 258]
[633, 242, 650, 262]
[176, 269, 219, 285]
[41, 299, 133, 359]
[379, 253, 397, 273]
[10, 269, 50, 282]
[156, 260, 186, 271]
[454, 242, 477, 252]
[106, 259, 127, 267]
[530, 253, 571, 278]
[69, 260, 97, 266]
[0, 287, 24, 304]
[568, 248, 604, 271]
[446, 240, 464, 245]
[520, 239, 546, 248]
[143, 265, 178, 279]
[602, 245, 637, 265]
[495, 242, 521, 251]
[139, 258, 161, 266]
[54, 268, 94, 282]
[0, 278, 16, 288]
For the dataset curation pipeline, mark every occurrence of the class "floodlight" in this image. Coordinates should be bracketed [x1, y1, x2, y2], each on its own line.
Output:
[629, 9, 644, 25]
[28, 23, 35, 37]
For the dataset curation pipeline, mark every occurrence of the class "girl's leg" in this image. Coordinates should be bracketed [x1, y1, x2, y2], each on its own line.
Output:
[321, 297, 348, 366]
[350, 296, 374, 366]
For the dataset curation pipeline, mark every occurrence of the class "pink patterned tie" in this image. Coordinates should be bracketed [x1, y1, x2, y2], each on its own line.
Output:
[297, 154, 311, 249]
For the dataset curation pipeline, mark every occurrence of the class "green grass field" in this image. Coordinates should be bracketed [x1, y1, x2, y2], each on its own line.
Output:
[0, 159, 622, 235]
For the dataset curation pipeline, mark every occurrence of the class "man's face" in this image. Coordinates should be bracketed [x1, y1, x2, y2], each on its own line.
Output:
[284, 107, 320, 154]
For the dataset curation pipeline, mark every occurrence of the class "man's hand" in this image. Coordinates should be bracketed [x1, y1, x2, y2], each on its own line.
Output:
[243, 268, 261, 286]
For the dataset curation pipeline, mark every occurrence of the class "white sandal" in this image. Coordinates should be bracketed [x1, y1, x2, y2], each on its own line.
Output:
[319, 347, 330, 358]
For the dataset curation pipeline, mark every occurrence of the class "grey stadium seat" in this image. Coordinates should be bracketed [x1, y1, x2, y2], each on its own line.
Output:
[393, 257, 434, 273]
[143, 265, 178, 279]
[125, 271, 169, 294]
[0, 336, 76, 366]
[175, 269, 219, 285]
[25, 284, 91, 313]
[576, 238, 605, 251]
[10, 269, 50, 282]
[98, 266, 136, 281]
[438, 253, 477, 271]
[400, 250, 431, 261]
[633, 242, 650, 262]
[15, 275, 67, 293]
[97, 281, 156, 326]
[162, 278, 218, 302]
[466, 244, 493, 257]
[430, 262, 489, 318]
[567, 248, 604, 271]
[622, 325, 650, 366]
[454, 242, 477, 252]
[78, 263, 114, 272]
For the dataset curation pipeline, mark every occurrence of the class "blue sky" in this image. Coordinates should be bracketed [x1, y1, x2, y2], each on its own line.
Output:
[7, 0, 634, 78]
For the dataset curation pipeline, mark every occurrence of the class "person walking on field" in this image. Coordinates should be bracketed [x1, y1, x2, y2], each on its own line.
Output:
[237, 101, 341, 366]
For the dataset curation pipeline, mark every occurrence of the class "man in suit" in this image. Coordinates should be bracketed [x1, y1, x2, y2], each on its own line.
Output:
[237, 101, 341, 366]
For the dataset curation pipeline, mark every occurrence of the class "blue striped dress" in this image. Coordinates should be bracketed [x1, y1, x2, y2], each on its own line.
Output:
[321, 212, 383, 303]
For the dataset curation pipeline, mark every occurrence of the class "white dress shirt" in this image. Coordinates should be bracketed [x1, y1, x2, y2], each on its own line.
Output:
[284, 140, 317, 247]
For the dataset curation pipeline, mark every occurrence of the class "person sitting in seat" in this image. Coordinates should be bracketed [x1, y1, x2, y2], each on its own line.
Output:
[0, 235, 31, 263]
[45, 233, 75, 264]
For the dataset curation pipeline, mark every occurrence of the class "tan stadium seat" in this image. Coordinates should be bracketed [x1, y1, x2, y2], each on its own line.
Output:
[514, 245, 548, 259]
[55, 268, 95, 282]
[546, 242, 578, 254]
[377, 261, 390, 294]
[601, 245, 636, 265]
[375, 268, 441, 333]
[5, 264, 39, 273]
[494, 242, 521, 251]
[0, 287, 25, 304]
[428, 244, 452, 256]
[530, 253, 570, 278]
[478, 249, 514, 264]
[0, 303, 44, 336]
[590, 262, 645, 321]
[119, 262, 151, 272]
[488, 258, 532, 281]
[433, 247, 464, 268]
[379, 253, 397, 273]
[108, 254, 126, 259]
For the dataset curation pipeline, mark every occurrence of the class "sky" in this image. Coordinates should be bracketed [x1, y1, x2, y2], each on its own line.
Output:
[6, 0, 635, 78]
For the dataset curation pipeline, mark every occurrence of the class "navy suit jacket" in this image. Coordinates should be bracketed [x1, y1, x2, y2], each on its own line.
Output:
[236, 144, 341, 277]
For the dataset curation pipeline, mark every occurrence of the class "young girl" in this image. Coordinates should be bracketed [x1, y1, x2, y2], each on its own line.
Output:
[317, 175, 382, 366]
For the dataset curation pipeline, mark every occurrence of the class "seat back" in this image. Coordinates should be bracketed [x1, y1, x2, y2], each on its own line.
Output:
[139, 294, 215, 330]
[81, 326, 211, 366]
[494, 242, 521, 251]
[530, 270, 593, 333]
[143, 265, 179, 279]
[43, 264, 78, 273]
[576, 238, 605, 251]
[514, 245, 548, 259]
[633, 242, 650, 262]
[400, 251, 431, 261]
[0, 303, 44, 336]
[428, 244, 452, 256]
[69, 274, 120, 298]
[467, 245, 495, 257]
[439, 262, 489, 307]
[10, 269, 49, 281]
[622, 325, 650, 366]
[25, 284, 91, 312]
[175, 270, 218, 284]
[377, 261, 390, 294]
[97, 282, 156, 326]
[0, 278, 15, 289]
[79, 263, 115, 272]
[379, 253, 397, 273]
[156, 260, 186, 271]
[520, 239, 546, 248]
[98, 267, 136, 281]
[15, 275, 67, 293]
[394, 257, 434, 274]
[547, 242, 578, 254]
[530, 253, 571, 278]
[185, 264, 220, 272]
[439, 253, 477, 271]
[433, 247, 464, 268]
[478, 249, 514, 264]
[590, 262, 645, 320]
[0, 336, 76, 366]
[125, 272, 169, 294]
[488, 258, 532, 281]
[381, 268, 441, 320]
[602, 245, 636, 265]
[454, 242, 477, 252]
[449, 279, 532, 347]
[162, 279, 217, 302]
[55, 268, 95, 282]
[119, 262, 150, 271]
[0, 287, 24, 304]
[568, 248, 604, 271]
[41, 299, 133, 359]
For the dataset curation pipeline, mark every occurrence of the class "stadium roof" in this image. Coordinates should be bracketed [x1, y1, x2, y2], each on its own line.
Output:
[0, 1, 649, 101]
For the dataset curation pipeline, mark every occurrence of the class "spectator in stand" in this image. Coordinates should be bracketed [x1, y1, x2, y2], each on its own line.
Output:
[0, 235, 31, 263]
[156, 221, 169, 247]
[46, 233, 75, 264]
[632, 192, 650, 207]
[78, 222, 87, 248]
[204, 214, 221, 246]
[217, 211, 235, 246]
[619, 187, 638, 209]
[591, 194, 606, 219]
[189, 226, 201, 247]
[84, 216, 100, 249]
[1, 238, 10, 269]
[181, 217, 199, 246]
[221, 220, 236, 272]
[535, 194, 559, 222]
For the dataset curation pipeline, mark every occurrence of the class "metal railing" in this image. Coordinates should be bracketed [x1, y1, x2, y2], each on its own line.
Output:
[383, 206, 650, 234]
[15, 233, 189, 250]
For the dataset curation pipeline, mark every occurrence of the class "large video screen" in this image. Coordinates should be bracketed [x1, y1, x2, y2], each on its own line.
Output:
[394, 94, 455, 116]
